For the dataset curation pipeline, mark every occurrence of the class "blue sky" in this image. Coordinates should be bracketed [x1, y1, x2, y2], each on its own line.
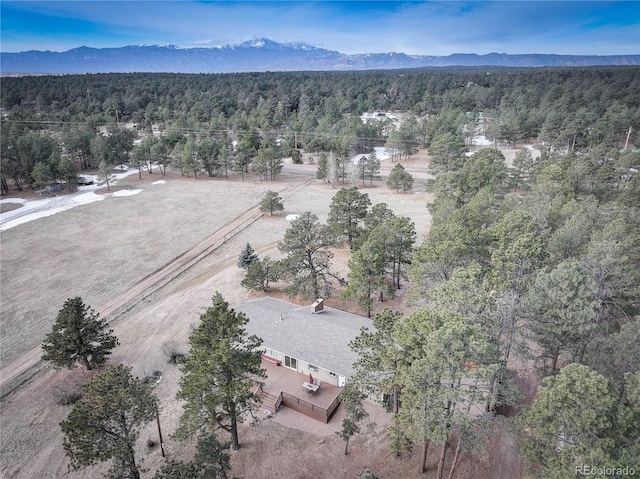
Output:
[1, 1, 639, 55]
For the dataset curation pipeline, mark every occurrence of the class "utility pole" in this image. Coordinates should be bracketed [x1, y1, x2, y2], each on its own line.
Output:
[624, 126, 632, 150]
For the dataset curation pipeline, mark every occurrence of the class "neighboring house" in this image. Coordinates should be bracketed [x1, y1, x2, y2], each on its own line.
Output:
[239, 296, 373, 388]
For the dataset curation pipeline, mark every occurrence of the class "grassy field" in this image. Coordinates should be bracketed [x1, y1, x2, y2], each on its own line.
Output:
[0, 175, 292, 366]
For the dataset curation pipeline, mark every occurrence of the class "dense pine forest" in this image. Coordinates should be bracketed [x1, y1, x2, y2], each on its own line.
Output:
[1, 67, 639, 194]
[1, 66, 639, 478]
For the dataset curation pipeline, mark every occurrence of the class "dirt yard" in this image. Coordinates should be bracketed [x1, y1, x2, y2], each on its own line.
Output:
[0, 151, 511, 479]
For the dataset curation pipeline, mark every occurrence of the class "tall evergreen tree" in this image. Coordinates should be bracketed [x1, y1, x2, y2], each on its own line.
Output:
[342, 239, 386, 317]
[525, 261, 598, 372]
[96, 159, 115, 191]
[327, 187, 371, 250]
[42, 297, 119, 370]
[316, 152, 329, 182]
[241, 256, 279, 293]
[153, 433, 231, 479]
[176, 293, 265, 450]
[393, 310, 504, 476]
[259, 190, 284, 215]
[336, 382, 369, 455]
[386, 163, 414, 193]
[60, 364, 158, 479]
[350, 308, 404, 414]
[278, 211, 344, 299]
[368, 216, 416, 290]
[518, 364, 617, 479]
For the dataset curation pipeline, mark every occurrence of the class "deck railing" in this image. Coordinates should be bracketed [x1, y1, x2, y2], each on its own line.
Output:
[325, 394, 341, 421]
[281, 391, 341, 423]
[274, 391, 283, 411]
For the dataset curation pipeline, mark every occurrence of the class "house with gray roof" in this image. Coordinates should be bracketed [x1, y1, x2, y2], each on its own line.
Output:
[238, 296, 372, 388]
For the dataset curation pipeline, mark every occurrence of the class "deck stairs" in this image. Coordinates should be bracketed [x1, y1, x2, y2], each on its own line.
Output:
[258, 389, 280, 413]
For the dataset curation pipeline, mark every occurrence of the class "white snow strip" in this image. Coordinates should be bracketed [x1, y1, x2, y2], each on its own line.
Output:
[471, 135, 493, 146]
[286, 214, 300, 222]
[0, 198, 27, 205]
[0, 193, 107, 231]
[2, 207, 69, 230]
[151, 180, 166, 185]
[111, 189, 142, 197]
[71, 191, 104, 205]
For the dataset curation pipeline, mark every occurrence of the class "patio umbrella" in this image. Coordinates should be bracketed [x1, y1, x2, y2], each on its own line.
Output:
[308, 373, 314, 384]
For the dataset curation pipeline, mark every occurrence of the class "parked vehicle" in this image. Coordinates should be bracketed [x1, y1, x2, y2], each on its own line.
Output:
[77, 176, 94, 185]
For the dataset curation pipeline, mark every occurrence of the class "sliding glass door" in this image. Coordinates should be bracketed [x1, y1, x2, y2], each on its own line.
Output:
[284, 355, 297, 370]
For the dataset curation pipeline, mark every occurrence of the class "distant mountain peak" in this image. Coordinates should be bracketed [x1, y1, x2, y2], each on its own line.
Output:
[232, 37, 321, 51]
[1, 40, 638, 74]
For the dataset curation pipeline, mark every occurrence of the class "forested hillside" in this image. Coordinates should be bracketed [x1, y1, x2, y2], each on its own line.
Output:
[1, 66, 638, 478]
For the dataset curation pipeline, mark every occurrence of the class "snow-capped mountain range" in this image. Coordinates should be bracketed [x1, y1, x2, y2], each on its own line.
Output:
[1, 38, 638, 74]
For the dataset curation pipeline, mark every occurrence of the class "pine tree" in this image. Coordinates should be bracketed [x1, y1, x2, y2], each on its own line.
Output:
[60, 364, 158, 479]
[241, 256, 279, 292]
[350, 308, 404, 414]
[342, 239, 386, 317]
[96, 159, 115, 191]
[153, 433, 231, 479]
[518, 364, 617, 478]
[316, 153, 329, 182]
[278, 212, 344, 300]
[363, 151, 381, 186]
[386, 163, 414, 193]
[327, 187, 371, 249]
[42, 297, 119, 370]
[176, 293, 265, 450]
[237, 242, 259, 269]
[524, 260, 598, 372]
[336, 382, 369, 455]
[259, 190, 284, 215]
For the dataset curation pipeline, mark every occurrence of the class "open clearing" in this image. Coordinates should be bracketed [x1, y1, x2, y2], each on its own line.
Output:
[0, 152, 490, 479]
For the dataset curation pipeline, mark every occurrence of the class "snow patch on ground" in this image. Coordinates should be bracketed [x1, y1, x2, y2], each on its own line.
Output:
[111, 189, 142, 197]
[0, 193, 107, 231]
[0, 198, 28, 205]
[0, 169, 143, 231]
[350, 146, 391, 164]
[72, 191, 105, 205]
[286, 214, 300, 222]
[151, 180, 166, 185]
[2, 207, 69, 230]
[472, 135, 493, 146]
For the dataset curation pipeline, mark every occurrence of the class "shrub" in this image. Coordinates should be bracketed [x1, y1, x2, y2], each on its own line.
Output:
[53, 379, 83, 405]
[161, 340, 184, 364]
[142, 370, 163, 386]
[55, 389, 83, 406]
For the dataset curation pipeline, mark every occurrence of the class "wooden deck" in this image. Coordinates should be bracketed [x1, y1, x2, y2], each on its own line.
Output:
[258, 360, 342, 424]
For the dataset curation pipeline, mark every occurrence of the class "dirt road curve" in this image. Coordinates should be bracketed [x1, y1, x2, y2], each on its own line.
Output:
[0, 178, 312, 398]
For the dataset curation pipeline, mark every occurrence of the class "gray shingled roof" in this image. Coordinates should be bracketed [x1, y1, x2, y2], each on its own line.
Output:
[238, 297, 373, 378]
